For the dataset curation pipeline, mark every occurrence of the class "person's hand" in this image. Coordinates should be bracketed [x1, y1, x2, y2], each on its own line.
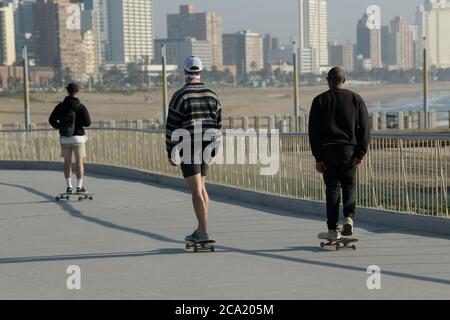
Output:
[352, 158, 363, 168]
[315, 162, 327, 175]
[168, 158, 177, 167]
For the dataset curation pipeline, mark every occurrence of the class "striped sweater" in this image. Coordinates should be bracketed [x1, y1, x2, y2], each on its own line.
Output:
[165, 82, 222, 156]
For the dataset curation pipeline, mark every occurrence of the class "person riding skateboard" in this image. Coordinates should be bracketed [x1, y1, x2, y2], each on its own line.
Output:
[166, 56, 222, 243]
[49, 83, 91, 194]
[308, 67, 370, 240]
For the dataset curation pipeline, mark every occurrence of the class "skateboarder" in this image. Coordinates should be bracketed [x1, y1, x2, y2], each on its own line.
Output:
[49, 83, 91, 194]
[166, 56, 222, 243]
[308, 67, 370, 240]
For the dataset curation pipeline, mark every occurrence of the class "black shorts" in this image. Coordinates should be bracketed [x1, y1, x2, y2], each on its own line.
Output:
[180, 163, 209, 178]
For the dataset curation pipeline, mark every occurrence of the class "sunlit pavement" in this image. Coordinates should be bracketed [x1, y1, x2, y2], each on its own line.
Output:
[0, 170, 449, 299]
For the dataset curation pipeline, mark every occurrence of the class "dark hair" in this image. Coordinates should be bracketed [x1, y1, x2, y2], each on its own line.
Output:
[66, 83, 79, 94]
[327, 67, 346, 84]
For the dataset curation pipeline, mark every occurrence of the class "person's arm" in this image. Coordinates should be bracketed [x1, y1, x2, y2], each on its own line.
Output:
[165, 95, 184, 159]
[80, 104, 91, 128]
[49, 104, 61, 129]
[354, 97, 371, 160]
[216, 99, 222, 131]
[308, 97, 323, 162]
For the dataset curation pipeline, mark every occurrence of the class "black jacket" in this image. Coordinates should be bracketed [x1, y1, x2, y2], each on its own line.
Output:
[308, 88, 370, 162]
[49, 96, 91, 136]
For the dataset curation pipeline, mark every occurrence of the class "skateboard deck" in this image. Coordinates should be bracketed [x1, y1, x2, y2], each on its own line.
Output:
[185, 240, 216, 252]
[319, 237, 358, 251]
[56, 192, 95, 202]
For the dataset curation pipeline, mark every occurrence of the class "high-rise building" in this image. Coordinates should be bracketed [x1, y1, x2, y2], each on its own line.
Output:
[342, 42, 354, 72]
[108, 0, 153, 64]
[357, 12, 382, 70]
[0, 2, 16, 65]
[417, 0, 450, 68]
[223, 31, 263, 75]
[299, 0, 329, 73]
[167, 5, 223, 67]
[81, 0, 108, 67]
[155, 38, 212, 71]
[33, 0, 84, 82]
[390, 17, 414, 70]
[328, 41, 343, 67]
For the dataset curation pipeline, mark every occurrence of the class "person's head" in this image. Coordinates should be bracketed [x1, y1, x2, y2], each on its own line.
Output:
[183, 56, 203, 83]
[66, 83, 79, 96]
[327, 67, 346, 89]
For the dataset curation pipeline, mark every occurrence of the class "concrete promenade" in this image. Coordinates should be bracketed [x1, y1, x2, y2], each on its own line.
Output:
[0, 170, 449, 299]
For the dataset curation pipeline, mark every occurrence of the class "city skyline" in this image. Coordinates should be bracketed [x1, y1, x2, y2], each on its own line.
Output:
[154, 0, 424, 44]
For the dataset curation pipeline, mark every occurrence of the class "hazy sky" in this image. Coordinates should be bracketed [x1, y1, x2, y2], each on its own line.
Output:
[153, 0, 425, 43]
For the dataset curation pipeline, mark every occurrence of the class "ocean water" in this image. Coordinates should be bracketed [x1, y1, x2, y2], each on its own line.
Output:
[368, 91, 450, 127]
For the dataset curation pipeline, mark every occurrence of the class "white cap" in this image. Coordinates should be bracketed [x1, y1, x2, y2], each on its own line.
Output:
[183, 56, 203, 73]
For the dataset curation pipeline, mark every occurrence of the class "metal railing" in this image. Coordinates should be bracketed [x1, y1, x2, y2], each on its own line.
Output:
[0, 128, 448, 218]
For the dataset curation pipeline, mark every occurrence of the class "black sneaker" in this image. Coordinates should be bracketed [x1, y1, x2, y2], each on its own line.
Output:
[76, 187, 87, 194]
[66, 187, 73, 194]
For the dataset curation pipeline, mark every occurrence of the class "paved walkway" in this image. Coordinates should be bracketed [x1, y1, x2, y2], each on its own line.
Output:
[0, 170, 449, 299]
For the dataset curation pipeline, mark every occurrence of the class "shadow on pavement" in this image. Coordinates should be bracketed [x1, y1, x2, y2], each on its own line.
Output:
[1, 181, 450, 287]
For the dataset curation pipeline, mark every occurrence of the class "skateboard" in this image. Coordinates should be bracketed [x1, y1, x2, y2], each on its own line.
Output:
[185, 240, 216, 253]
[55, 192, 95, 202]
[319, 237, 358, 251]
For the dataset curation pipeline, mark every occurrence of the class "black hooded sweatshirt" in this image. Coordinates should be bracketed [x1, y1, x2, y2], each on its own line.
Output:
[49, 96, 91, 136]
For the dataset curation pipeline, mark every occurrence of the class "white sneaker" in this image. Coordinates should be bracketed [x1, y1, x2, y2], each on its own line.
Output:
[342, 217, 354, 236]
[318, 229, 341, 240]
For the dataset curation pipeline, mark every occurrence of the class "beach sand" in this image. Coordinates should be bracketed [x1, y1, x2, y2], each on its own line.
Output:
[0, 82, 449, 124]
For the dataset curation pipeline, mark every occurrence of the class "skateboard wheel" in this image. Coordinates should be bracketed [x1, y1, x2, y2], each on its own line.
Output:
[78, 197, 83, 202]
[55, 196, 60, 201]
[336, 244, 340, 251]
[210, 246, 215, 252]
[89, 196, 94, 201]
[194, 247, 199, 253]
[352, 245, 357, 250]
[185, 244, 190, 250]
[320, 242, 325, 248]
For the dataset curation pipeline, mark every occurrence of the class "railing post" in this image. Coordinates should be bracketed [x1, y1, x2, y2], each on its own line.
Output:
[371, 112, 378, 131]
[242, 117, 249, 131]
[268, 116, 275, 130]
[254, 116, 260, 132]
[136, 120, 143, 130]
[407, 111, 414, 129]
[419, 112, 426, 130]
[380, 112, 387, 130]
[109, 120, 115, 128]
[428, 111, 436, 129]
[397, 112, 404, 130]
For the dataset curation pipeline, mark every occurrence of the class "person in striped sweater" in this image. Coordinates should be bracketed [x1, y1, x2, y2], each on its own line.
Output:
[166, 56, 222, 243]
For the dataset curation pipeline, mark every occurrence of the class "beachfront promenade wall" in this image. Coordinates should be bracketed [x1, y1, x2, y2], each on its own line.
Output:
[0, 128, 448, 219]
[0, 111, 448, 133]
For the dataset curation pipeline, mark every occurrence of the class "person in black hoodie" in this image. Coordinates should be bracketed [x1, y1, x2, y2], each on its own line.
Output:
[309, 67, 370, 240]
[49, 83, 91, 194]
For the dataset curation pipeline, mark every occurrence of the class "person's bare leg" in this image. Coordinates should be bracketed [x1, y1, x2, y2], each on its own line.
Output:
[185, 174, 208, 233]
[64, 156, 72, 179]
[75, 157, 84, 179]
[201, 176, 209, 220]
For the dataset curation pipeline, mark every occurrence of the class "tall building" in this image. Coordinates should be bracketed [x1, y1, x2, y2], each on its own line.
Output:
[167, 5, 223, 67]
[343, 42, 354, 72]
[357, 12, 382, 70]
[223, 31, 263, 75]
[390, 17, 414, 70]
[155, 38, 212, 71]
[417, 0, 450, 68]
[328, 41, 343, 67]
[299, 0, 329, 73]
[82, 0, 108, 67]
[107, 0, 153, 64]
[33, 0, 84, 82]
[0, 3, 16, 65]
